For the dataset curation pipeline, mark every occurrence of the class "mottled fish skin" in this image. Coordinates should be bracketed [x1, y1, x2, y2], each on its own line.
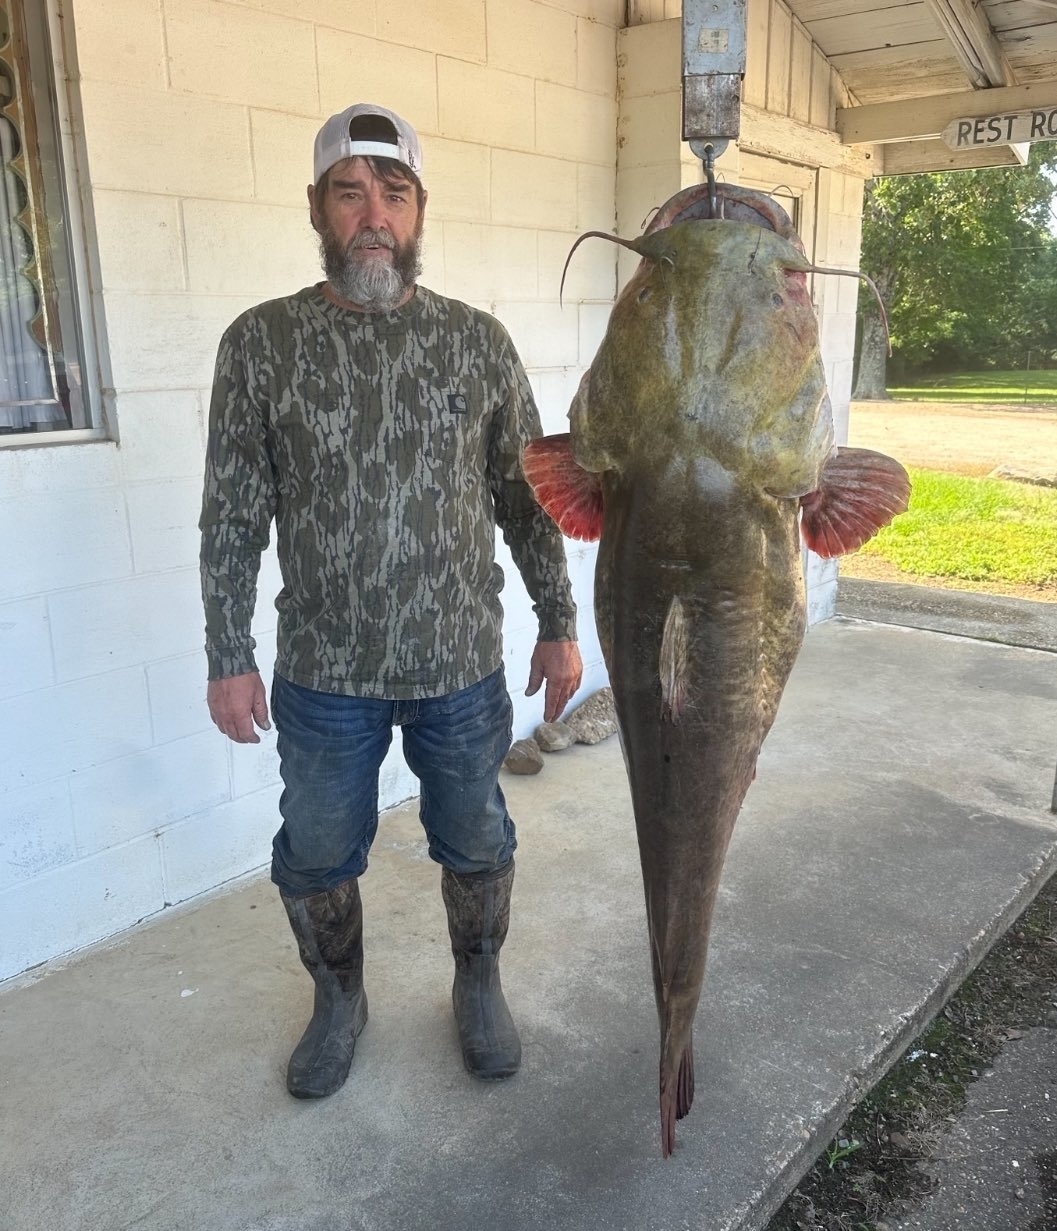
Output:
[524, 188, 909, 1158]
[593, 391, 808, 1160]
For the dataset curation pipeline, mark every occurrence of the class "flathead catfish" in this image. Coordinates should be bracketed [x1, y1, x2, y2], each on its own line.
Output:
[523, 183, 910, 1158]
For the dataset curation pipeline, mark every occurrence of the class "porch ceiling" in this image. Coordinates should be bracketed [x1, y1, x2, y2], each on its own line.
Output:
[786, 0, 1057, 172]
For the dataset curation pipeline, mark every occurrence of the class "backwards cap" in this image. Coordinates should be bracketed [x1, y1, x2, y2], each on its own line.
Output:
[313, 104, 424, 185]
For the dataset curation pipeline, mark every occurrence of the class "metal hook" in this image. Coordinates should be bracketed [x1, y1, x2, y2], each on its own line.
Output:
[688, 137, 728, 219]
[704, 144, 718, 219]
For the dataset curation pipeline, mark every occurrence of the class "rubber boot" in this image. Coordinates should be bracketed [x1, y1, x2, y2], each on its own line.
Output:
[280, 879, 368, 1099]
[441, 860, 521, 1080]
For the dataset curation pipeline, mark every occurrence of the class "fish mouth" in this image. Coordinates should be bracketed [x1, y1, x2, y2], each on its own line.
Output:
[644, 183, 806, 254]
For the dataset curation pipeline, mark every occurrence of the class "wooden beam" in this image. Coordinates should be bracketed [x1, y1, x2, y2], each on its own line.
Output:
[880, 138, 1025, 175]
[837, 80, 1057, 144]
[922, 0, 1016, 88]
[741, 102, 876, 176]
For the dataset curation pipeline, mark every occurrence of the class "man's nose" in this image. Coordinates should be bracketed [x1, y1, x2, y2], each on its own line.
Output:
[362, 192, 388, 229]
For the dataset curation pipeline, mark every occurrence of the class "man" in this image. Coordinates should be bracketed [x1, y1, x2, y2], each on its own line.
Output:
[199, 103, 582, 1101]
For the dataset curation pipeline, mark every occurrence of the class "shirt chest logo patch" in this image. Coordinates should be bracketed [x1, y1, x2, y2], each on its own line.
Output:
[445, 392, 469, 415]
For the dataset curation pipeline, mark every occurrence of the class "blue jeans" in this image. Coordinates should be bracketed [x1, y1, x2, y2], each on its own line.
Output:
[270, 669, 516, 896]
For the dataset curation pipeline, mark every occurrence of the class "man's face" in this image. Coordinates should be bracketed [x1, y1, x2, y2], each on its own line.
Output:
[309, 157, 426, 311]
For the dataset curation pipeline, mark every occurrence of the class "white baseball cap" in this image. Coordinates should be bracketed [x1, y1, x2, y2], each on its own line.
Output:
[313, 104, 424, 185]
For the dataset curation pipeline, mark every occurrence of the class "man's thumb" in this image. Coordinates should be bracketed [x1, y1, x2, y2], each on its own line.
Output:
[525, 662, 544, 697]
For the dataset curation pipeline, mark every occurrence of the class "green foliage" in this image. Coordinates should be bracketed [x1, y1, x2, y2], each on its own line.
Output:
[858, 469, 1057, 586]
[858, 144, 1057, 374]
[825, 1138, 863, 1170]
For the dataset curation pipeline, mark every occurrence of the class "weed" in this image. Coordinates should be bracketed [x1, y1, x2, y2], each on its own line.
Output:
[825, 1139, 863, 1170]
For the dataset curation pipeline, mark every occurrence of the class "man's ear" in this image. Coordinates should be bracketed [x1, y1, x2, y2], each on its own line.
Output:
[307, 183, 323, 235]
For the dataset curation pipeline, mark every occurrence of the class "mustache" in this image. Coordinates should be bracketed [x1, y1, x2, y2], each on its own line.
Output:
[350, 229, 396, 251]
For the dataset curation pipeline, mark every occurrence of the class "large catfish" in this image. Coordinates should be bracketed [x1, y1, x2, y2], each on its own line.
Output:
[523, 183, 910, 1158]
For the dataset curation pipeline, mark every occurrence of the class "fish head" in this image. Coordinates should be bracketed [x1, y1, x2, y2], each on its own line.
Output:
[577, 214, 834, 498]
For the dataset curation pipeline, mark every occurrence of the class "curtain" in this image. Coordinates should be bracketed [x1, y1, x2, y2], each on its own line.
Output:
[0, 113, 64, 429]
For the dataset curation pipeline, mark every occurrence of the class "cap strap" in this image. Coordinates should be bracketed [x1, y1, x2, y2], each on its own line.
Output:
[343, 139, 407, 161]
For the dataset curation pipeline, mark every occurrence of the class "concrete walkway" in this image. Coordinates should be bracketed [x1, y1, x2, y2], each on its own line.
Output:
[3, 616, 1057, 1231]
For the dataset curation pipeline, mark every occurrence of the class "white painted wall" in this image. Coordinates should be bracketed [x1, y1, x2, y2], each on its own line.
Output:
[0, 0, 622, 982]
[1, 0, 872, 984]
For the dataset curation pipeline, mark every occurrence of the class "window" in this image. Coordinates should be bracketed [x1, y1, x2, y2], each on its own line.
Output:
[1, 0, 101, 443]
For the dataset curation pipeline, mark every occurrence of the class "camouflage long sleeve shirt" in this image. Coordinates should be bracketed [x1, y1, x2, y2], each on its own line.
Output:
[199, 284, 577, 698]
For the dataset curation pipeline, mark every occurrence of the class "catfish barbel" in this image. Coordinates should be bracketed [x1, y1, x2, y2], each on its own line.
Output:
[523, 182, 910, 1158]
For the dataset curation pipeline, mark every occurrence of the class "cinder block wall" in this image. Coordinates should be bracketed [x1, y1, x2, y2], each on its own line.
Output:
[0, 0, 622, 982]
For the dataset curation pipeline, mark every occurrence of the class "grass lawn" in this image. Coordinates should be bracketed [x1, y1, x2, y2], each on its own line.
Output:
[887, 370, 1057, 403]
[855, 468, 1057, 588]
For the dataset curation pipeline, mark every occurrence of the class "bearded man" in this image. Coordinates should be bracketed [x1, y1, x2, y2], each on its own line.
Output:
[199, 104, 582, 1100]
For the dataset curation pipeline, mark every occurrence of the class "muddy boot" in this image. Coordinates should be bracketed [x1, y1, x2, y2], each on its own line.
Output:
[280, 879, 368, 1099]
[441, 860, 521, 1080]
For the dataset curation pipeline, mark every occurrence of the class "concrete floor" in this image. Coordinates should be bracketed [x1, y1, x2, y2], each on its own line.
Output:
[3, 617, 1057, 1231]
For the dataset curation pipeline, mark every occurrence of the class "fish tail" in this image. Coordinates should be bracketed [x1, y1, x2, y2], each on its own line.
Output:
[799, 446, 911, 558]
[677, 1033, 695, 1119]
[659, 1036, 695, 1158]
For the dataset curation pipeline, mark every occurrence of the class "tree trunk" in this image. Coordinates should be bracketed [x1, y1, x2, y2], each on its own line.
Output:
[852, 311, 891, 400]
[852, 268, 896, 400]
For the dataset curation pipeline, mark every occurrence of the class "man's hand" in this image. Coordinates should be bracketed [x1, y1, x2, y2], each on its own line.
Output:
[525, 640, 584, 724]
[207, 671, 271, 744]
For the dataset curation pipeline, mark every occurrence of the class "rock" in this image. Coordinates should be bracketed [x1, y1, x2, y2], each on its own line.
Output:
[989, 464, 1057, 488]
[564, 687, 618, 745]
[534, 721, 575, 752]
[503, 738, 544, 775]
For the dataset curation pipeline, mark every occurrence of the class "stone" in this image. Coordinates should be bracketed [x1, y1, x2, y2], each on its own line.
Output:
[989, 465, 1057, 488]
[564, 687, 618, 745]
[534, 721, 575, 752]
[503, 738, 544, 775]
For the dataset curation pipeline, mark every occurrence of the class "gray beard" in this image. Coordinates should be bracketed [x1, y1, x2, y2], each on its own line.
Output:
[320, 227, 423, 312]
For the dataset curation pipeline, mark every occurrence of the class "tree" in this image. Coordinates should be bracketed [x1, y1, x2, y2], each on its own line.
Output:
[852, 143, 1057, 398]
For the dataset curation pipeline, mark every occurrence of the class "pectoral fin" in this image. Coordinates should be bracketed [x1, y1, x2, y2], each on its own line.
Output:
[522, 433, 605, 542]
[799, 447, 911, 558]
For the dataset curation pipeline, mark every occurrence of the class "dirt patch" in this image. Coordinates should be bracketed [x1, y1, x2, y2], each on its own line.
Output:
[847, 401, 1057, 481]
[766, 875, 1057, 1231]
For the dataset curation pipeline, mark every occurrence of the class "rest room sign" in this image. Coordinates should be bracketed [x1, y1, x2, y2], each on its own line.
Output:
[942, 107, 1057, 149]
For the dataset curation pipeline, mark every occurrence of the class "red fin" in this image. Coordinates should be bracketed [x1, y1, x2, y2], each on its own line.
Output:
[800, 446, 911, 559]
[522, 433, 604, 542]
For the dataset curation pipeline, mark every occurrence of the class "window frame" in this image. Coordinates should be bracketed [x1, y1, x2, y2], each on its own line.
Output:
[1, 0, 110, 449]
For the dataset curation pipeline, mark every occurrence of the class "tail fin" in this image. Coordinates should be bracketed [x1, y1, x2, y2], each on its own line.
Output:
[659, 1035, 695, 1158]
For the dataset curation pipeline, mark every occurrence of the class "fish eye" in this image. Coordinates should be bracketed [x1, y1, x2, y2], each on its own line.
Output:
[638, 286, 652, 303]
[772, 292, 784, 307]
